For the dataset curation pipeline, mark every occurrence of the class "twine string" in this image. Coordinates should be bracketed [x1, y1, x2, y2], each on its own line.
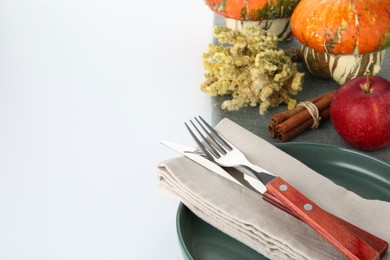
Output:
[297, 101, 321, 129]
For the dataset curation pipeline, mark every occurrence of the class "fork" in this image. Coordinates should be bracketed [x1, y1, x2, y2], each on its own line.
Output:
[185, 116, 385, 260]
[185, 116, 276, 184]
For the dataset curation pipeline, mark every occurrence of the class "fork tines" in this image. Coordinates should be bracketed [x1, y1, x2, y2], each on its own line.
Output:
[185, 116, 232, 159]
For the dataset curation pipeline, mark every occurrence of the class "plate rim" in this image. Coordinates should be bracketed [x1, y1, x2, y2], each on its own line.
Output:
[275, 142, 390, 167]
[176, 203, 193, 260]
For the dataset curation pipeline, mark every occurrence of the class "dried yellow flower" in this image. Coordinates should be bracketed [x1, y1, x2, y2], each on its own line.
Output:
[201, 26, 304, 115]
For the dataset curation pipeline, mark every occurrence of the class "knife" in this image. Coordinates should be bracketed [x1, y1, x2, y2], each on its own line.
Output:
[161, 140, 267, 193]
[161, 140, 389, 258]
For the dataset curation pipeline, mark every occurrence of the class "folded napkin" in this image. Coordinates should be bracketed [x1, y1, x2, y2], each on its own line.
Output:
[157, 118, 390, 259]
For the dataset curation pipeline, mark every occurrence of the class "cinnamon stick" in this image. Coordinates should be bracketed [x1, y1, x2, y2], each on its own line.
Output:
[268, 91, 335, 142]
[268, 123, 278, 138]
[270, 92, 333, 125]
[277, 108, 330, 142]
[275, 92, 334, 134]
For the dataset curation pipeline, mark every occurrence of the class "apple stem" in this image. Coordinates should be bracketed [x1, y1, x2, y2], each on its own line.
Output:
[361, 74, 371, 93]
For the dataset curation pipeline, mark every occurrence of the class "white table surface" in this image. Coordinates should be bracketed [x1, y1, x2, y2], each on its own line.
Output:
[0, 1, 212, 259]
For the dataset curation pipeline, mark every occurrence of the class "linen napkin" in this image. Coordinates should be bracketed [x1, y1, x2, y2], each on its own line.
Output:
[157, 118, 390, 259]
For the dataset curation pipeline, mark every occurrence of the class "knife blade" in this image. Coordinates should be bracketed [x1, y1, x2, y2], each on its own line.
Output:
[161, 140, 388, 258]
[160, 140, 267, 194]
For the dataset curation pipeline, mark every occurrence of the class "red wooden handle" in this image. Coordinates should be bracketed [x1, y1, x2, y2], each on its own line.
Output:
[266, 177, 381, 260]
[263, 191, 388, 257]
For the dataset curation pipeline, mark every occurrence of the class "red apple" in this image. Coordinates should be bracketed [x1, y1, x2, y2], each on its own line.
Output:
[330, 75, 390, 151]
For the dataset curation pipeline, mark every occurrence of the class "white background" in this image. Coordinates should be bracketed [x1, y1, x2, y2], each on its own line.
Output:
[0, 0, 212, 259]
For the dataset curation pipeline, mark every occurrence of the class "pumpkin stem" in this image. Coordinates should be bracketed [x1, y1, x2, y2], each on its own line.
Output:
[361, 74, 371, 93]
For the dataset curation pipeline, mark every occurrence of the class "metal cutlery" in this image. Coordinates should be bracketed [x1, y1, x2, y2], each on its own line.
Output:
[160, 140, 267, 194]
[182, 116, 387, 260]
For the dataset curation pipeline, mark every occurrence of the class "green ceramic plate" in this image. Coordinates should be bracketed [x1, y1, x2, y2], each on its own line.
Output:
[176, 142, 390, 260]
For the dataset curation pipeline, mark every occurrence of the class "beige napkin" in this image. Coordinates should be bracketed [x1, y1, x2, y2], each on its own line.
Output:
[157, 118, 390, 259]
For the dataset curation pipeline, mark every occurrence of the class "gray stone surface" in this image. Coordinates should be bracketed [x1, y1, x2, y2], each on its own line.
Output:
[210, 15, 390, 163]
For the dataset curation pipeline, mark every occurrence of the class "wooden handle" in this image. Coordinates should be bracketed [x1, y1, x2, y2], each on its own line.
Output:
[266, 177, 381, 260]
[263, 191, 388, 257]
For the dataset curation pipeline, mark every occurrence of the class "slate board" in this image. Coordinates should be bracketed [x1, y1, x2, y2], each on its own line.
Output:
[210, 15, 390, 163]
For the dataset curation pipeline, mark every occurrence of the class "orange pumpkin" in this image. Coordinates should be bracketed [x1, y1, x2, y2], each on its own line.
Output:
[205, 0, 301, 41]
[290, 0, 390, 84]
[290, 0, 390, 55]
[204, 0, 301, 21]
